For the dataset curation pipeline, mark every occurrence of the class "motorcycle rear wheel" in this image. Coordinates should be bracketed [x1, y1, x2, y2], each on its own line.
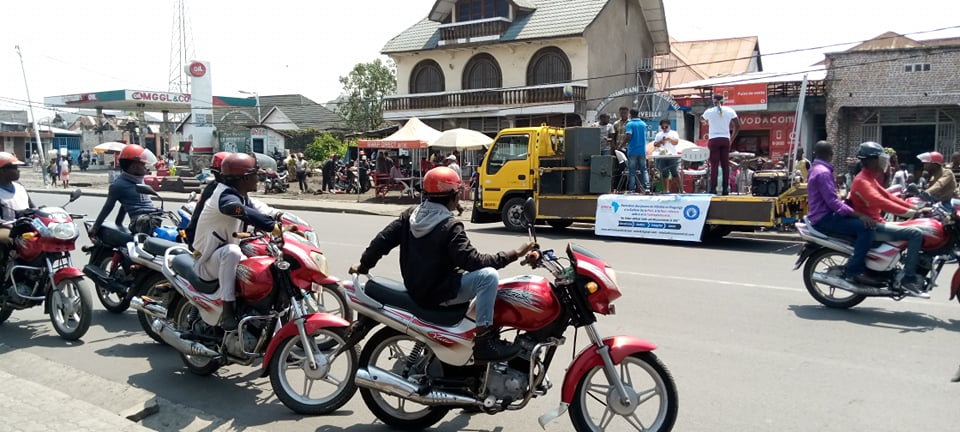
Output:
[569, 351, 678, 432]
[137, 273, 174, 345]
[269, 327, 357, 415]
[173, 297, 223, 376]
[307, 283, 352, 322]
[49, 277, 93, 341]
[358, 328, 449, 429]
[94, 255, 131, 313]
[802, 249, 867, 309]
[0, 303, 13, 324]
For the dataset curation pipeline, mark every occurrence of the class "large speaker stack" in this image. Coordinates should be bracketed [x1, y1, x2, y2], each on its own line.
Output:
[562, 127, 600, 195]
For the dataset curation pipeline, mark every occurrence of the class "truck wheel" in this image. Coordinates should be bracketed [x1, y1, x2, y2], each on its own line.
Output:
[700, 225, 732, 242]
[501, 198, 527, 232]
[547, 220, 573, 230]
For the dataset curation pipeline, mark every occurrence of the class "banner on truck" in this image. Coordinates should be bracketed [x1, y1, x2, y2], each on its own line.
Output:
[595, 194, 712, 242]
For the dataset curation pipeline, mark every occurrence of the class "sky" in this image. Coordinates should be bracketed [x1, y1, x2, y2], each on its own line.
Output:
[2, 0, 959, 118]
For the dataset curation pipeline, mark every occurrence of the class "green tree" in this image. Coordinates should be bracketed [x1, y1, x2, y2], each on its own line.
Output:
[336, 58, 396, 132]
[305, 133, 347, 161]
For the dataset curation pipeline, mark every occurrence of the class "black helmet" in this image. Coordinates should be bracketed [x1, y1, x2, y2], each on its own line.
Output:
[857, 141, 884, 160]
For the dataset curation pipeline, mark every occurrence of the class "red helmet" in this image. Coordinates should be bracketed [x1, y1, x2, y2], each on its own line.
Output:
[220, 153, 259, 177]
[0, 152, 25, 168]
[918, 151, 944, 165]
[119, 144, 147, 162]
[422, 166, 461, 196]
[210, 151, 231, 172]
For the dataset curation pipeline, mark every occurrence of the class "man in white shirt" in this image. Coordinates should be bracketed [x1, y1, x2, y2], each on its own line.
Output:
[595, 113, 615, 156]
[702, 94, 740, 195]
[0, 152, 34, 266]
[444, 155, 462, 180]
[653, 119, 681, 193]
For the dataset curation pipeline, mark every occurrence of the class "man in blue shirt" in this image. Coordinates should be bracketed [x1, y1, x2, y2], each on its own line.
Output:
[91, 145, 160, 236]
[623, 109, 649, 193]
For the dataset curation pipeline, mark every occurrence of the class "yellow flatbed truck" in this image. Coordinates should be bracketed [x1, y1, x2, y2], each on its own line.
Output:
[470, 126, 807, 241]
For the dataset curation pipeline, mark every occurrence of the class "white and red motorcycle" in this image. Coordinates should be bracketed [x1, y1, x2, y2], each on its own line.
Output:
[794, 200, 960, 309]
[326, 198, 678, 431]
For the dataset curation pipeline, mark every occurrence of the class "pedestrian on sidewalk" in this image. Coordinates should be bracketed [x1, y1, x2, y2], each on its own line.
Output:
[47, 158, 59, 185]
[296, 153, 309, 194]
[59, 156, 70, 189]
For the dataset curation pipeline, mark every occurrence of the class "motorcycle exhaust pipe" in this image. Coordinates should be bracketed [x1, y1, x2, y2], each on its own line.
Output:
[811, 272, 892, 296]
[355, 366, 480, 406]
[130, 296, 168, 319]
[149, 318, 220, 357]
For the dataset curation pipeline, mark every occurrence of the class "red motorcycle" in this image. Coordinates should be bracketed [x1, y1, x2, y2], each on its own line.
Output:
[0, 190, 94, 340]
[133, 227, 357, 414]
[796, 199, 960, 308]
[329, 198, 678, 431]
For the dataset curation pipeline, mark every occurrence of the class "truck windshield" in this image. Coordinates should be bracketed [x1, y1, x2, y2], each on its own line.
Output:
[486, 134, 529, 175]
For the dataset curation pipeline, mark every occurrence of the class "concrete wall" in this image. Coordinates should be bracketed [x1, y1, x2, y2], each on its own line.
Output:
[825, 47, 960, 164]
[584, 0, 655, 115]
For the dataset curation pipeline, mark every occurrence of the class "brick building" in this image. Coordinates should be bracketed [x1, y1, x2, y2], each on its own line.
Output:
[825, 32, 960, 171]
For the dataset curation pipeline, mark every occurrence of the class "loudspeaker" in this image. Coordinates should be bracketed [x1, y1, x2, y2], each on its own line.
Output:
[564, 169, 591, 195]
[752, 171, 789, 197]
[541, 170, 564, 194]
[564, 127, 601, 167]
[590, 155, 615, 194]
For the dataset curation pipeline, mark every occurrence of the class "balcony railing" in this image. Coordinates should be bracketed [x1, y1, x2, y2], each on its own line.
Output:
[438, 17, 511, 46]
[385, 83, 587, 112]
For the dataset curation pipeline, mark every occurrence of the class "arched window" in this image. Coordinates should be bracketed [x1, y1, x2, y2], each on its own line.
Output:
[526, 47, 571, 85]
[462, 54, 502, 89]
[410, 60, 445, 94]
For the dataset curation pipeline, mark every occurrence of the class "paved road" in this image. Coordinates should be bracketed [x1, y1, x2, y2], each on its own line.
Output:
[2, 193, 959, 431]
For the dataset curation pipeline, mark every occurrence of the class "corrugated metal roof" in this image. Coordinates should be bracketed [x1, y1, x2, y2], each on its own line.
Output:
[670, 36, 760, 78]
[668, 66, 826, 91]
[848, 32, 923, 51]
[383, 0, 608, 53]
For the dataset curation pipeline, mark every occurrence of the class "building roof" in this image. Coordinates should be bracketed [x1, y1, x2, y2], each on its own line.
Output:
[669, 36, 761, 78]
[667, 66, 826, 91]
[848, 31, 925, 51]
[259, 94, 348, 132]
[384, 0, 669, 54]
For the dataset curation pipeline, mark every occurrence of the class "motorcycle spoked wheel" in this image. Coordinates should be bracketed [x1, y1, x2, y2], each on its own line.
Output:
[802, 249, 867, 309]
[358, 328, 450, 429]
[48, 277, 93, 341]
[306, 283, 353, 322]
[268, 326, 358, 415]
[137, 274, 175, 345]
[94, 255, 131, 313]
[173, 297, 223, 376]
[569, 351, 678, 432]
[0, 301, 13, 324]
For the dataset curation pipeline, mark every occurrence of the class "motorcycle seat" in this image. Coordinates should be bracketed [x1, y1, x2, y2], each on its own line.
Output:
[171, 254, 219, 295]
[99, 223, 134, 248]
[365, 277, 469, 327]
[144, 237, 181, 256]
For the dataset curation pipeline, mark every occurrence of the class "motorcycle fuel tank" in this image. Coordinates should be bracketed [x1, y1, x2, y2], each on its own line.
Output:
[493, 275, 560, 331]
[900, 218, 949, 251]
[236, 257, 274, 302]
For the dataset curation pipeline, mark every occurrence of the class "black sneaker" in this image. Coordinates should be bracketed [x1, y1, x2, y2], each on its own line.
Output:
[899, 278, 930, 299]
[473, 327, 520, 362]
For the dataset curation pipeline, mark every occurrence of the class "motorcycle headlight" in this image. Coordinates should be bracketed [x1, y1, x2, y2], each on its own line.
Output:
[50, 222, 78, 240]
[309, 251, 329, 275]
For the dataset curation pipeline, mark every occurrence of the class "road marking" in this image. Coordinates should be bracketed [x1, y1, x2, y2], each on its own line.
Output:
[621, 271, 803, 293]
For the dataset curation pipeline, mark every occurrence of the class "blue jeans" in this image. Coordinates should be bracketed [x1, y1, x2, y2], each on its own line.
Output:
[813, 213, 874, 276]
[441, 267, 498, 327]
[627, 154, 650, 191]
[874, 222, 923, 280]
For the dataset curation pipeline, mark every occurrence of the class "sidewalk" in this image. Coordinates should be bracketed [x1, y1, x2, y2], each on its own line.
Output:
[20, 170, 800, 242]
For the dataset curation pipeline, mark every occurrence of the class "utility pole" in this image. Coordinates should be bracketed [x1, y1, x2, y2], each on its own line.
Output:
[15, 45, 49, 187]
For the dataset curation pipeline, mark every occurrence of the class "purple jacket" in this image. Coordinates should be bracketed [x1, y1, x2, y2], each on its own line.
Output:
[807, 159, 854, 225]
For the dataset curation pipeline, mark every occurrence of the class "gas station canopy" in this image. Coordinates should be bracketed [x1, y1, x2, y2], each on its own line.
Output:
[44, 89, 256, 112]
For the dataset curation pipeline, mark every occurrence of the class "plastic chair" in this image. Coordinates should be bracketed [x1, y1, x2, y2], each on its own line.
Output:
[680, 147, 711, 193]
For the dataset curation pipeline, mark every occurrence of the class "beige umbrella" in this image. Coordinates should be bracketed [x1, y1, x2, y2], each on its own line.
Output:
[92, 141, 128, 154]
[646, 139, 699, 156]
[429, 128, 492, 151]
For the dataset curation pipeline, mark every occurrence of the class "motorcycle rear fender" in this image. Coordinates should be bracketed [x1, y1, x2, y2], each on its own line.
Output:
[260, 312, 352, 377]
[950, 268, 960, 301]
[318, 276, 339, 286]
[560, 335, 658, 404]
[793, 244, 822, 270]
[53, 267, 85, 286]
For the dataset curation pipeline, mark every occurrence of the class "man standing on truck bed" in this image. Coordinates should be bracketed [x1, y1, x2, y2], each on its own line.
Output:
[703, 94, 740, 195]
[612, 106, 630, 153]
[623, 109, 650, 193]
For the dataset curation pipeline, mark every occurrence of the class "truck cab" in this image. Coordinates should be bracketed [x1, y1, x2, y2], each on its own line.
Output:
[472, 126, 563, 230]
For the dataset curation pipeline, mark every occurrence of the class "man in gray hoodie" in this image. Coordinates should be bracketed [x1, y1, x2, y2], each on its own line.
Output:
[351, 166, 533, 362]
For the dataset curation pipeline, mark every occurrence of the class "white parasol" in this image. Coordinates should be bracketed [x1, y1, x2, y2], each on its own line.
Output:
[429, 128, 493, 151]
[92, 141, 128, 154]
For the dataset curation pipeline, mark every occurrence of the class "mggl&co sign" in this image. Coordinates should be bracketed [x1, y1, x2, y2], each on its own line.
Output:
[126, 91, 191, 103]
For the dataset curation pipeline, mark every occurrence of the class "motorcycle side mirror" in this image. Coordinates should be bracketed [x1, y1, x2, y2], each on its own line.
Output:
[522, 197, 537, 227]
[68, 189, 82, 202]
[136, 184, 160, 197]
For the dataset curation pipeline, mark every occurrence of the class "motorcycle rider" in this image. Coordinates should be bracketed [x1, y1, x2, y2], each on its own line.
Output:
[918, 151, 957, 204]
[807, 140, 879, 285]
[91, 144, 159, 236]
[849, 141, 928, 297]
[349, 166, 534, 362]
[0, 152, 35, 266]
[192, 153, 281, 330]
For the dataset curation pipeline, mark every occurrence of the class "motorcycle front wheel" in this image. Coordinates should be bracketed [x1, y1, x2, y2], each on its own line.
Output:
[569, 351, 678, 432]
[93, 255, 131, 313]
[268, 327, 357, 415]
[48, 277, 93, 340]
[802, 249, 867, 309]
[358, 328, 449, 429]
